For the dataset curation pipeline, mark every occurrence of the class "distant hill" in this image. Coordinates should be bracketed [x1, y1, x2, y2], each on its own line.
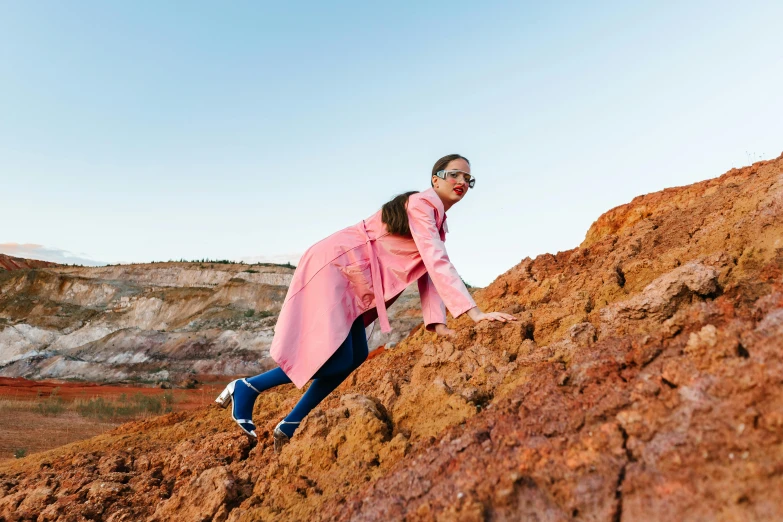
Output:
[0, 260, 431, 385]
[0, 254, 60, 271]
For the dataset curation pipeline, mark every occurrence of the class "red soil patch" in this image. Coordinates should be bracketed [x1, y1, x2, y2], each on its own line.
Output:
[0, 377, 223, 410]
[0, 377, 235, 461]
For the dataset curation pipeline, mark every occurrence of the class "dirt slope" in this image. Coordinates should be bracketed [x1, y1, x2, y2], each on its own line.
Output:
[0, 155, 781, 521]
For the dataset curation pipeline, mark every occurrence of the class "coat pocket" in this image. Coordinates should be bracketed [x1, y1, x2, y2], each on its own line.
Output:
[339, 259, 375, 309]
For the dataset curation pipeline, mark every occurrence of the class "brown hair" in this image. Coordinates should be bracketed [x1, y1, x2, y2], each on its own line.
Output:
[381, 154, 470, 236]
[382, 190, 419, 236]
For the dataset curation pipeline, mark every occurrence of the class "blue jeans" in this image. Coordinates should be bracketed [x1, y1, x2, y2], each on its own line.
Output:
[245, 315, 369, 437]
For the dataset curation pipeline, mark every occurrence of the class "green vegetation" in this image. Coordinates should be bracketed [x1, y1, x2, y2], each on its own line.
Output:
[150, 258, 238, 264]
[244, 309, 273, 319]
[176, 258, 238, 264]
[36, 388, 65, 416]
[13, 448, 27, 459]
[147, 259, 297, 269]
[75, 392, 174, 421]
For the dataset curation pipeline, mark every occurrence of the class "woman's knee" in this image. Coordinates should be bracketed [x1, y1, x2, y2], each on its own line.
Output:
[316, 316, 368, 379]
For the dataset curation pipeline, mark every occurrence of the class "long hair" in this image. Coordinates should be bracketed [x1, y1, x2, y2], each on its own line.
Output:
[381, 154, 470, 237]
[382, 190, 419, 236]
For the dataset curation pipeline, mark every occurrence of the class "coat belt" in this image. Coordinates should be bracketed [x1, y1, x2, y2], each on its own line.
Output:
[361, 219, 391, 333]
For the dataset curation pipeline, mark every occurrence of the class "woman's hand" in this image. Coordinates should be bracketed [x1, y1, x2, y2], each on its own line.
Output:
[433, 323, 457, 338]
[466, 306, 517, 324]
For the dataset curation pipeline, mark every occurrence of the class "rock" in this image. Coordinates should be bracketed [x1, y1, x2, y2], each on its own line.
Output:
[87, 480, 129, 505]
[599, 261, 719, 336]
[98, 454, 129, 474]
[150, 466, 238, 522]
[16, 486, 54, 515]
[568, 322, 597, 347]
[0, 491, 25, 518]
[179, 377, 199, 389]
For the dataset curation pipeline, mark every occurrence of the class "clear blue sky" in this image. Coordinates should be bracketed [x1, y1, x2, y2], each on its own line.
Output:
[1, 1, 781, 286]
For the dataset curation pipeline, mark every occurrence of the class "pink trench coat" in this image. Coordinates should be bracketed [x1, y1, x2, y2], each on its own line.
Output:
[269, 187, 476, 388]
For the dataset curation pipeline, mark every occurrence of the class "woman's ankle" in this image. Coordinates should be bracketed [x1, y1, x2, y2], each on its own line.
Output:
[246, 367, 291, 392]
[278, 419, 300, 438]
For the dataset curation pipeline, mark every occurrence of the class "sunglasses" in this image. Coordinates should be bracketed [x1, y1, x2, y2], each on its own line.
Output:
[435, 169, 476, 188]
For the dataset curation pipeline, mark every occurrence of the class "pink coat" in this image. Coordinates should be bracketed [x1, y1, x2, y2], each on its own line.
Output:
[269, 187, 476, 388]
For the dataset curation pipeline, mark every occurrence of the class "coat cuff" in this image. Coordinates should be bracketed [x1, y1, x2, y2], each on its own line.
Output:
[448, 300, 476, 320]
[423, 300, 476, 332]
[424, 320, 443, 332]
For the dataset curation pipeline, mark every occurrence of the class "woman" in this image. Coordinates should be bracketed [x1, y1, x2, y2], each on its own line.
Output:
[215, 154, 517, 452]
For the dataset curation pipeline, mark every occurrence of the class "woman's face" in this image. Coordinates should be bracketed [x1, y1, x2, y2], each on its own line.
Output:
[431, 158, 471, 209]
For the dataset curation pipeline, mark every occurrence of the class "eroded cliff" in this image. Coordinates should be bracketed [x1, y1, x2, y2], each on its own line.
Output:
[0, 155, 781, 521]
[0, 261, 426, 385]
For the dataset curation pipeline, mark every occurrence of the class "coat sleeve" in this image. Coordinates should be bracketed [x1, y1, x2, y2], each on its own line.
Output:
[417, 273, 447, 331]
[407, 197, 476, 319]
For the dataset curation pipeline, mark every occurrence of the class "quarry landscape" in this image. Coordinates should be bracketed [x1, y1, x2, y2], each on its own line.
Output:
[0, 257, 426, 386]
[0, 154, 781, 520]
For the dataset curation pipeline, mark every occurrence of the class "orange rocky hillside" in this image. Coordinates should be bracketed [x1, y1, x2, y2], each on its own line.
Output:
[1, 155, 782, 521]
